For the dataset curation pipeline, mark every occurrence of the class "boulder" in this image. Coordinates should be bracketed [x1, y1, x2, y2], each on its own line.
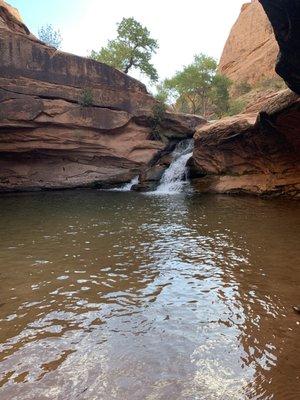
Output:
[135, 112, 206, 141]
[191, 90, 300, 197]
[132, 164, 166, 192]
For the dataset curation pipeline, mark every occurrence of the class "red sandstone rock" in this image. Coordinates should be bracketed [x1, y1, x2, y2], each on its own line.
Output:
[0, 1, 206, 191]
[192, 90, 300, 197]
[218, 0, 279, 87]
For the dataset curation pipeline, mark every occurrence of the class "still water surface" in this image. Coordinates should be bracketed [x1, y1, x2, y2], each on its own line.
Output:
[0, 191, 299, 400]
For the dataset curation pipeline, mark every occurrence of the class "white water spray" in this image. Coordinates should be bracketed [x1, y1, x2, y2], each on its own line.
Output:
[111, 176, 139, 192]
[121, 176, 139, 191]
[155, 139, 194, 194]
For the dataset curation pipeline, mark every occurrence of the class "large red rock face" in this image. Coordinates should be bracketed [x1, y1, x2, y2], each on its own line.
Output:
[192, 0, 300, 198]
[192, 90, 300, 197]
[0, 0, 154, 114]
[0, 1, 205, 191]
[218, 0, 279, 87]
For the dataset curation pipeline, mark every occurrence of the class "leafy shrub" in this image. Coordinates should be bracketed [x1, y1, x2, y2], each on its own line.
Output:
[80, 88, 94, 107]
[149, 101, 167, 141]
[227, 99, 247, 116]
[256, 78, 286, 91]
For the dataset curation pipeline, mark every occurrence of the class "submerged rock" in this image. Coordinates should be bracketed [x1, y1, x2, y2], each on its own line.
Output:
[191, 90, 300, 197]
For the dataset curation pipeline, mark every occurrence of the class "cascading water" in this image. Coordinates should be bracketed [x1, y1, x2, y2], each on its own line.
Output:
[120, 176, 139, 191]
[155, 139, 194, 194]
[110, 176, 139, 192]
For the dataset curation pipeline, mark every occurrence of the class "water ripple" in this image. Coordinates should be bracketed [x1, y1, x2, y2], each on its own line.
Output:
[0, 192, 299, 399]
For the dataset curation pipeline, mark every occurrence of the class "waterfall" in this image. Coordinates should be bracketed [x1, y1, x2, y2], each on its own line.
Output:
[111, 176, 139, 192]
[155, 139, 194, 194]
[118, 176, 139, 191]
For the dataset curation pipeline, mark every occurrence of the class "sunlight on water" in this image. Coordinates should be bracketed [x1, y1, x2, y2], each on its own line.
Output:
[0, 191, 299, 400]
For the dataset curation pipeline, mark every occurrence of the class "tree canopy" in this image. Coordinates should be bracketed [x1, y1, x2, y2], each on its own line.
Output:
[90, 17, 159, 81]
[159, 54, 231, 118]
[38, 24, 62, 49]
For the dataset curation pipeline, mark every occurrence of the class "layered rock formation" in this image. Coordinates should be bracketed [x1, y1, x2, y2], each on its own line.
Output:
[1, 0, 299, 197]
[218, 0, 279, 87]
[191, 90, 300, 197]
[191, 0, 300, 198]
[0, 1, 205, 191]
[259, 0, 300, 95]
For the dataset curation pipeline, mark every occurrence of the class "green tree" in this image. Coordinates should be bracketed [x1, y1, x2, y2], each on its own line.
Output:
[211, 74, 231, 117]
[155, 82, 170, 105]
[163, 54, 230, 118]
[38, 24, 62, 49]
[90, 17, 159, 81]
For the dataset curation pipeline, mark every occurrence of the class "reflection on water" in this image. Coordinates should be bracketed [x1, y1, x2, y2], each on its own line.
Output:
[0, 191, 299, 400]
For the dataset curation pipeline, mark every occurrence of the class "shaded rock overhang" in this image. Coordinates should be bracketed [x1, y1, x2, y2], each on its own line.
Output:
[259, 0, 300, 94]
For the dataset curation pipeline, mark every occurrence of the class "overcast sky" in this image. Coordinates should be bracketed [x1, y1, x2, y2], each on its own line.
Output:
[9, 0, 247, 86]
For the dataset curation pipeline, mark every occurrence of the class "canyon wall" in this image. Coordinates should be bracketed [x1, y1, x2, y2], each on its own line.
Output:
[0, 1, 205, 191]
[1, 0, 299, 197]
[191, 90, 300, 198]
[218, 0, 278, 88]
[191, 0, 300, 198]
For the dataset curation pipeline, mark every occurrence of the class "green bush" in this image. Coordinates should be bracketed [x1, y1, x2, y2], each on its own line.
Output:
[256, 78, 286, 91]
[80, 88, 94, 107]
[227, 99, 247, 116]
[152, 101, 166, 123]
[149, 101, 167, 141]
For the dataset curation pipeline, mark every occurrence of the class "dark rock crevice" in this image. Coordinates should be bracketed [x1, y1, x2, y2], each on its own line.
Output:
[259, 0, 300, 94]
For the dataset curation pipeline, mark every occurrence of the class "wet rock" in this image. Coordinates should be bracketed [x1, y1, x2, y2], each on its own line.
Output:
[140, 165, 166, 183]
[159, 112, 206, 136]
[131, 182, 157, 192]
[133, 165, 166, 192]
[158, 154, 173, 167]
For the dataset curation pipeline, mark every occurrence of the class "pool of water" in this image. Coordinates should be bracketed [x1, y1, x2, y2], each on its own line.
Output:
[0, 191, 299, 400]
